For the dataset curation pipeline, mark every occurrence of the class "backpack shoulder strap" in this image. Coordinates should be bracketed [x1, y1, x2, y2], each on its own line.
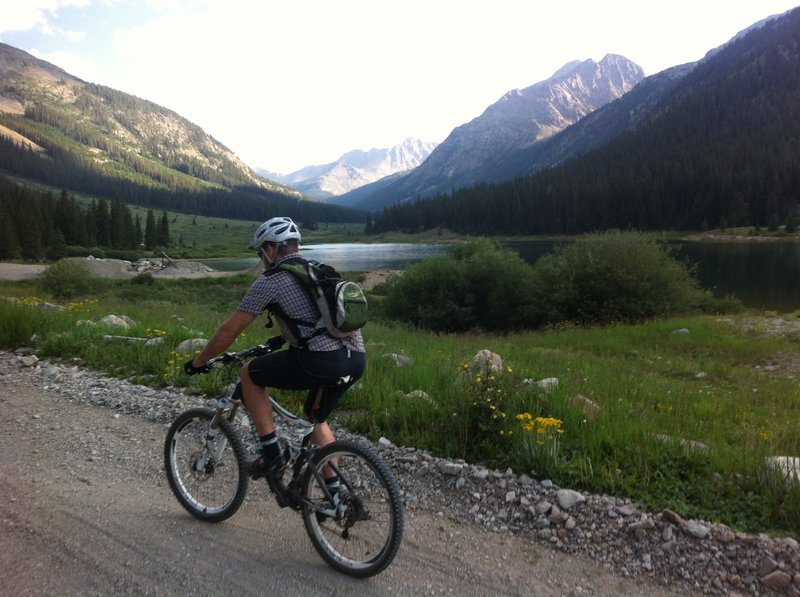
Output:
[260, 257, 322, 347]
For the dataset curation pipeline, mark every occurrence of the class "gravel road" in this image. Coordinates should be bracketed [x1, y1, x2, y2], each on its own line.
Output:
[0, 353, 685, 596]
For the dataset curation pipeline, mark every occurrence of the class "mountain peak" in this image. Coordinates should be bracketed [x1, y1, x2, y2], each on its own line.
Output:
[267, 138, 438, 199]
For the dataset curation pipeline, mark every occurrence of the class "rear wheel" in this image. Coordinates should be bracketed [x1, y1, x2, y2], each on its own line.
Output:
[301, 439, 403, 578]
[164, 408, 248, 522]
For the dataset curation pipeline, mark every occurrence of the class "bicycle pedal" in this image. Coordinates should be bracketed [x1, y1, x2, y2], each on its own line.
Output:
[273, 493, 291, 508]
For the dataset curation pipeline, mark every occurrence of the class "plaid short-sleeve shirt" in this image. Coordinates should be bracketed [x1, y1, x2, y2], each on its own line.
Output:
[238, 254, 365, 352]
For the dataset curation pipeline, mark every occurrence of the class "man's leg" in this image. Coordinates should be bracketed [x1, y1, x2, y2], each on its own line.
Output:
[311, 420, 335, 448]
[240, 361, 283, 478]
[240, 361, 274, 435]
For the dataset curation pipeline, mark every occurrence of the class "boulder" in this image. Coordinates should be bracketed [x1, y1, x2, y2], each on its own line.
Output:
[175, 338, 208, 355]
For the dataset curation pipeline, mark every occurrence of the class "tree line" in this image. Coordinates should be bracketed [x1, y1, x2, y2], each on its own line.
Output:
[0, 78, 364, 226]
[0, 178, 170, 261]
[368, 10, 800, 236]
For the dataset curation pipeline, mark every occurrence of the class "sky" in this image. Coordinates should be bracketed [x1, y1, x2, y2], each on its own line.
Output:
[2, 1, 798, 175]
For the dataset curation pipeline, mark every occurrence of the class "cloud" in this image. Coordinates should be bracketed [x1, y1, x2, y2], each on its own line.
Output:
[1, 0, 91, 35]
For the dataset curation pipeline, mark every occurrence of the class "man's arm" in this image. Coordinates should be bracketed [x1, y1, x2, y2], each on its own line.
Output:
[192, 310, 257, 367]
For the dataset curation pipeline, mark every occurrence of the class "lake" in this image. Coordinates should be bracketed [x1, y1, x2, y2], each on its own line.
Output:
[201, 240, 800, 312]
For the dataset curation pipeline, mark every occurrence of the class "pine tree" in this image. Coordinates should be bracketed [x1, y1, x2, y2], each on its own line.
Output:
[157, 210, 170, 248]
[96, 199, 111, 247]
[144, 209, 157, 250]
[109, 199, 127, 249]
[0, 205, 21, 259]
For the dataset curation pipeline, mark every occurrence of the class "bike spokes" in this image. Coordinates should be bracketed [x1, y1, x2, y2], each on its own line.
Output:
[301, 440, 403, 578]
[164, 408, 249, 522]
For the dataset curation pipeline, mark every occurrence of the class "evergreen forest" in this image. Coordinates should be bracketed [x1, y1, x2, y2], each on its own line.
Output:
[0, 177, 170, 261]
[368, 10, 800, 236]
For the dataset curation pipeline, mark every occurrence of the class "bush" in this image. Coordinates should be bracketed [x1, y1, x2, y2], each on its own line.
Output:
[0, 300, 48, 348]
[382, 239, 537, 332]
[36, 259, 105, 300]
[528, 231, 714, 325]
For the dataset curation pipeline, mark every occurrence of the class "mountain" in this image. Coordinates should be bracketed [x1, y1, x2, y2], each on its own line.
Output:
[334, 54, 645, 211]
[260, 137, 437, 199]
[368, 7, 800, 236]
[0, 42, 360, 224]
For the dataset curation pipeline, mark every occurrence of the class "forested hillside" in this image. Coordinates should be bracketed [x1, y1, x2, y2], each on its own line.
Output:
[0, 178, 169, 260]
[369, 8, 800, 235]
[0, 43, 362, 228]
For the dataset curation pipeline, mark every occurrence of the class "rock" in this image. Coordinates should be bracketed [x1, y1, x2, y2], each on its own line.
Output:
[467, 350, 503, 376]
[760, 570, 792, 589]
[174, 338, 208, 355]
[655, 433, 709, 453]
[440, 462, 464, 476]
[534, 378, 559, 391]
[570, 394, 601, 419]
[616, 503, 638, 517]
[555, 489, 585, 510]
[758, 555, 778, 577]
[684, 520, 710, 539]
[382, 353, 412, 367]
[18, 355, 39, 367]
[661, 509, 685, 526]
[764, 456, 800, 488]
[672, 328, 690, 335]
[470, 467, 489, 481]
[102, 335, 148, 344]
[404, 389, 436, 406]
[101, 315, 132, 329]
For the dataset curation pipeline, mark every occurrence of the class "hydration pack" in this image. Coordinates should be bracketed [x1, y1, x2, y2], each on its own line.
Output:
[265, 257, 367, 346]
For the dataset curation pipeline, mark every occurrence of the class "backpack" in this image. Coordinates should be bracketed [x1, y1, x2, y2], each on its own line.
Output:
[264, 257, 367, 346]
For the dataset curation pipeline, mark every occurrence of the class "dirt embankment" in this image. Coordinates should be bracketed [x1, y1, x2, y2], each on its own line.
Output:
[0, 260, 403, 286]
[0, 258, 232, 281]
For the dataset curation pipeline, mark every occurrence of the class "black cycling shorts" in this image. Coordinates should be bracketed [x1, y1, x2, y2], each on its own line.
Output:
[245, 346, 365, 422]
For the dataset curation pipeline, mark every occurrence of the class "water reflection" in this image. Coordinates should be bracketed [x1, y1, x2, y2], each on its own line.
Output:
[199, 240, 800, 312]
[199, 243, 448, 273]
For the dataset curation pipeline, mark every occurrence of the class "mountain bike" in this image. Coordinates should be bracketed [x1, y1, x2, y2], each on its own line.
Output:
[163, 343, 404, 578]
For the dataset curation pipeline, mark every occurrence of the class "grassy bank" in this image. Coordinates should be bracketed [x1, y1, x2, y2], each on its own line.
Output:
[1, 274, 798, 538]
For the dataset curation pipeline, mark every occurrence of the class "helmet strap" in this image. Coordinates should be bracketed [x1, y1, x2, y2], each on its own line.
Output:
[259, 245, 276, 267]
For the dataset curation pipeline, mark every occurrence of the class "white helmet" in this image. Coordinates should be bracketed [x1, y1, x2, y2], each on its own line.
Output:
[249, 217, 301, 250]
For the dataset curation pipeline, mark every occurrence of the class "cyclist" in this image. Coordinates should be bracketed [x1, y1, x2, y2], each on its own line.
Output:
[184, 216, 366, 482]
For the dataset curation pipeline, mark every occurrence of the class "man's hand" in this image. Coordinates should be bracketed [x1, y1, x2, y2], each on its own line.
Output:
[184, 359, 211, 376]
[266, 335, 286, 351]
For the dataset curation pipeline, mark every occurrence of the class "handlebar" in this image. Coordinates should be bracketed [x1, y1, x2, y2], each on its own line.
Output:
[202, 337, 286, 370]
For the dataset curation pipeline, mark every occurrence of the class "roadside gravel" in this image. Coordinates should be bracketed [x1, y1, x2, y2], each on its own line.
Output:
[3, 351, 799, 594]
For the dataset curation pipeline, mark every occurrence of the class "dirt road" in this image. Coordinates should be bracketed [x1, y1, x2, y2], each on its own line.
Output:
[0, 263, 46, 280]
[0, 371, 685, 596]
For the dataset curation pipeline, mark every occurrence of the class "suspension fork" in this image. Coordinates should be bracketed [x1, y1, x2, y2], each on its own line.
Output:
[195, 384, 242, 470]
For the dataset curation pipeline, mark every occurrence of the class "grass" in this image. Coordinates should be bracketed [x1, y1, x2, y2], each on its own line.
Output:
[1, 274, 799, 538]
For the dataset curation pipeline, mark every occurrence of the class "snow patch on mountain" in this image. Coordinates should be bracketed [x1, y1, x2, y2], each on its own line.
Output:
[263, 138, 437, 199]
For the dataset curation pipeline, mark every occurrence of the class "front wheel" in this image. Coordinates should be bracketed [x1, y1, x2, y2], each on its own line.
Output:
[164, 407, 249, 522]
[301, 439, 404, 578]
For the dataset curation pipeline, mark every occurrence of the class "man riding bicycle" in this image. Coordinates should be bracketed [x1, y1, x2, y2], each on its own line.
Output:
[185, 216, 366, 483]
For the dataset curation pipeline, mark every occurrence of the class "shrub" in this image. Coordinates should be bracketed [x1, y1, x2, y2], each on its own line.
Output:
[36, 259, 105, 300]
[0, 300, 48, 347]
[528, 231, 714, 326]
[382, 239, 537, 332]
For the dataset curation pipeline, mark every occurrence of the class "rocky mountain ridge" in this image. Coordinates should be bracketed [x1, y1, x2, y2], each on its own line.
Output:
[260, 137, 437, 199]
[333, 54, 644, 211]
[0, 42, 298, 199]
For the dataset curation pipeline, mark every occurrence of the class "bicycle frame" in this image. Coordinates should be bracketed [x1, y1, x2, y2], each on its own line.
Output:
[165, 342, 404, 577]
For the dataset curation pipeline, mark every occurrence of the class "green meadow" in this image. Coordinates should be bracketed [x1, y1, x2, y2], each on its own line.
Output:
[1, 251, 798, 539]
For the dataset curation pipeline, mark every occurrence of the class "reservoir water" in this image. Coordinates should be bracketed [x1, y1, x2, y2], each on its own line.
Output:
[201, 240, 800, 312]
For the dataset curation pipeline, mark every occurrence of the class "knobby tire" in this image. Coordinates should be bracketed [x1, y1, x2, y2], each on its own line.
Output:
[164, 408, 249, 522]
[300, 439, 403, 578]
